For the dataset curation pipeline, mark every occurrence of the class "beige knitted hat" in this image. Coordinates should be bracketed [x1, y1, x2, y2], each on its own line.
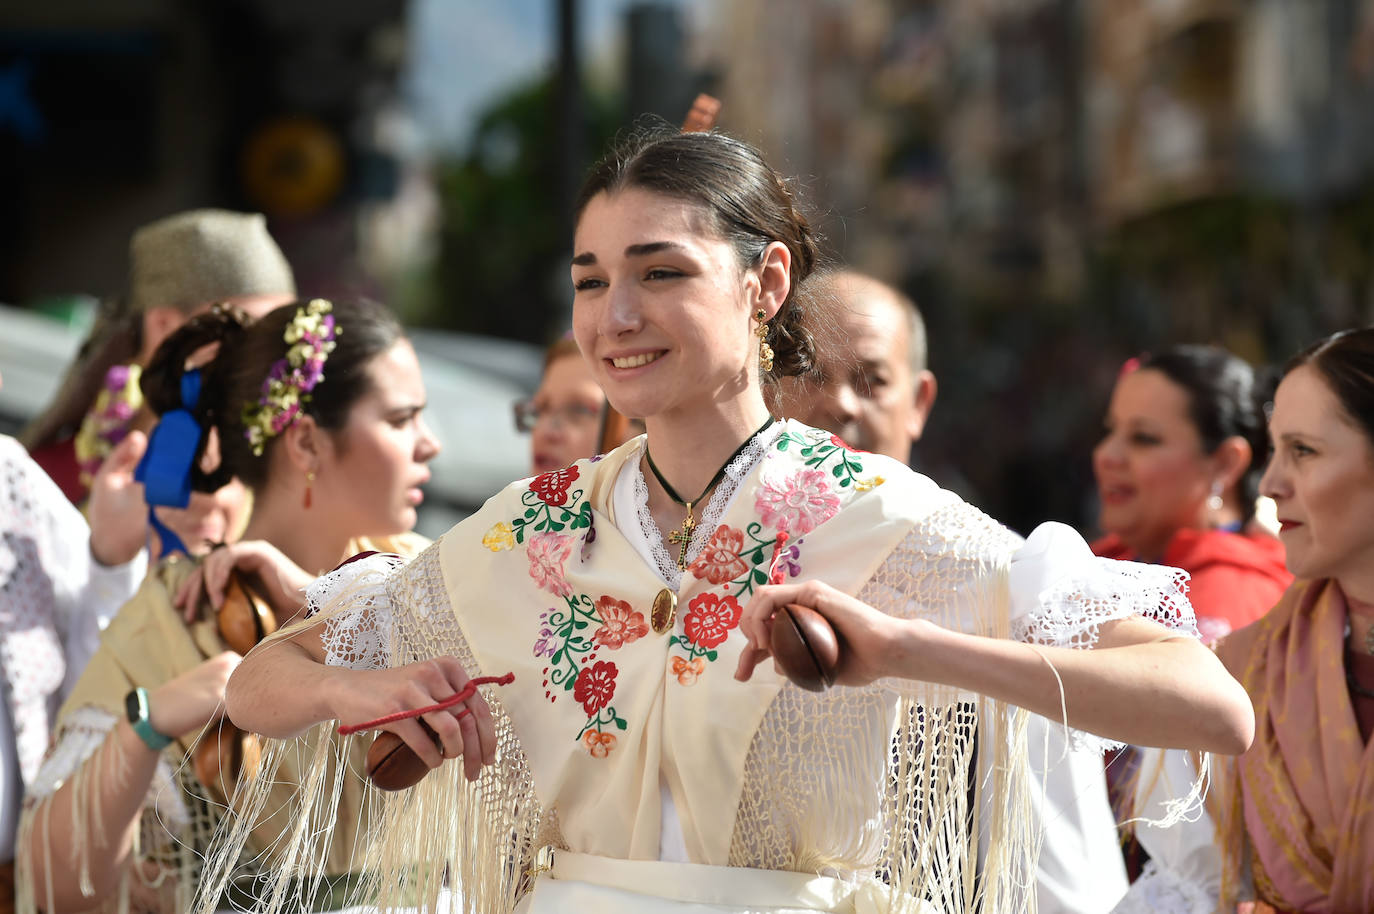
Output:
[128, 209, 296, 313]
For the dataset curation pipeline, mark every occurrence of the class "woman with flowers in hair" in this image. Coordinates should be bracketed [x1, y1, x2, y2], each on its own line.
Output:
[208, 129, 1253, 914]
[17, 298, 439, 913]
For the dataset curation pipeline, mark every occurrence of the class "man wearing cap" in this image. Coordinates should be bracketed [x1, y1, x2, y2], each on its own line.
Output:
[772, 269, 1130, 914]
[24, 209, 297, 506]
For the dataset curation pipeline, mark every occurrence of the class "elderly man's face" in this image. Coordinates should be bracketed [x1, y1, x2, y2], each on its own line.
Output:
[773, 289, 931, 462]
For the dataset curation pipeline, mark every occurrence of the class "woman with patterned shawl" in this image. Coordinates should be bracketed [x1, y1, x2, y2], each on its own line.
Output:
[204, 129, 1254, 914]
[17, 298, 438, 913]
[1119, 327, 1374, 914]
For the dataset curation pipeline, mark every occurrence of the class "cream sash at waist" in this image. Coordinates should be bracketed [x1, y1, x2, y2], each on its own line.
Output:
[512, 849, 939, 914]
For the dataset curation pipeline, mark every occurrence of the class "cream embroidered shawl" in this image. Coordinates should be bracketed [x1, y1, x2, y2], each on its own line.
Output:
[200, 423, 1195, 914]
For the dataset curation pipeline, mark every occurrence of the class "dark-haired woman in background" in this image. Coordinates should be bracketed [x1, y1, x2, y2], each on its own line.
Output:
[17, 299, 437, 913]
[1093, 346, 1291, 643]
[1120, 327, 1374, 912]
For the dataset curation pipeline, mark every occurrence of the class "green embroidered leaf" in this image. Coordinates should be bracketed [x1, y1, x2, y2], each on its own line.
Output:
[706, 650, 718, 661]
[524, 508, 537, 519]
[752, 569, 767, 585]
[614, 717, 627, 731]
[548, 521, 565, 532]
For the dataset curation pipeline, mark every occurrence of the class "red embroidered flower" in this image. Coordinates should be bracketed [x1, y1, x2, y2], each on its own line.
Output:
[683, 593, 742, 650]
[755, 468, 840, 535]
[671, 656, 705, 686]
[583, 730, 617, 758]
[828, 433, 870, 454]
[687, 525, 749, 585]
[573, 660, 618, 716]
[530, 465, 580, 506]
[593, 596, 648, 649]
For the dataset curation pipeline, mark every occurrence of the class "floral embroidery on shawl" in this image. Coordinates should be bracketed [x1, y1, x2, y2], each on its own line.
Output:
[498, 466, 634, 756]
[755, 468, 839, 535]
[667, 593, 744, 686]
[531, 590, 638, 756]
[774, 427, 870, 488]
[527, 532, 574, 596]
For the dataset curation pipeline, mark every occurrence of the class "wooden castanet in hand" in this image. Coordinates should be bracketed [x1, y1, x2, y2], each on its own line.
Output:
[193, 569, 275, 791]
[770, 603, 840, 692]
[365, 722, 441, 792]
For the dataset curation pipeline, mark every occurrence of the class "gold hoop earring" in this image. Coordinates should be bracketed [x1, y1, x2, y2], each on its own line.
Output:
[754, 308, 774, 373]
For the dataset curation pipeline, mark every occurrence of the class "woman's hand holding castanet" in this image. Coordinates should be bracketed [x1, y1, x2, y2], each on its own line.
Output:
[175, 539, 314, 623]
[329, 657, 498, 783]
[735, 580, 921, 688]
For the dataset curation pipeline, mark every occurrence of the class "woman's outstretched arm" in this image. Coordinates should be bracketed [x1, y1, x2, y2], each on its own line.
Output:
[226, 628, 499, 781]
[735, 579, 1254, 755]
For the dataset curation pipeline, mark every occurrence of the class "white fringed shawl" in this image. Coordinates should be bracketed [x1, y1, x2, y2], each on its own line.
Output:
[197, 422, 1197, 914]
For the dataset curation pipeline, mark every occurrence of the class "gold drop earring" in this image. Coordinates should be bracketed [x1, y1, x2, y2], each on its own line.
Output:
[754, 309, 774, 373]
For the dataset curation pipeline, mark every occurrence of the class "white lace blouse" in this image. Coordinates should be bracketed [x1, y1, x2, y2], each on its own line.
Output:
[0, 435, 146, 859]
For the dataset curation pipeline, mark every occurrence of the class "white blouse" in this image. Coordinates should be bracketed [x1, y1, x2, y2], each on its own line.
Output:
[0, 435, 146, 860]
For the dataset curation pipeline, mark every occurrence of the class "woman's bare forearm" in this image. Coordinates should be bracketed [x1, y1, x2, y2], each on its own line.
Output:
[26, 723, 160, 910]
[225, 636, 341, 738]
[891, 617, 1254, 754]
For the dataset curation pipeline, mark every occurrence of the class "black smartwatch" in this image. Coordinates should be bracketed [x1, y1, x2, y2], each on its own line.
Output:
[124, 687, 174, 751]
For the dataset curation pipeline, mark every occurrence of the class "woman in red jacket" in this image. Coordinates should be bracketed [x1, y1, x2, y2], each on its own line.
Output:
[1092, 345, 1290, 643]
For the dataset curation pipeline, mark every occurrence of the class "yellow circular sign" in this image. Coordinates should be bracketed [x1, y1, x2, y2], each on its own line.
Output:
[241, 117, 346, 217]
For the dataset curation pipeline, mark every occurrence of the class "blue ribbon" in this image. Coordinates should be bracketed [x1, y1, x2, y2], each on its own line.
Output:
[134, 369, 203, 557]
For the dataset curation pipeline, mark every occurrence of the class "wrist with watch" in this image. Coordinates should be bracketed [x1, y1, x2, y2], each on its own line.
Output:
[124, 686, 174, 751]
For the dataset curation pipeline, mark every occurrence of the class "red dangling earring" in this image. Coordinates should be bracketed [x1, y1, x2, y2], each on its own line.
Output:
[304, 469, 316, 509]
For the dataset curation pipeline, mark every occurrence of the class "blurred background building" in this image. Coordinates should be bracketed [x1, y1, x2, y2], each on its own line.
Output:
[5, 0, 1374, 534]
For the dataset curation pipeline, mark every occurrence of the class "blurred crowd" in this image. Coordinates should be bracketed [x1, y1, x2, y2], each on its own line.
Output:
[2, 142, 1372, 914]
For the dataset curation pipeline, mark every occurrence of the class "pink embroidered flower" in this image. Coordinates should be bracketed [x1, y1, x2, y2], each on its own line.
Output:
[527, 532, 573, 596]
[755, 469, 840, 535]
[574, 661, 618, 716]
[593, 596, 648, 649]
[671, 656, 706, 686]
[687, 525, 749, 585]
[683, 593, 742, 650]
[584, 730, 617, 758]
[530, 465, 580, 506]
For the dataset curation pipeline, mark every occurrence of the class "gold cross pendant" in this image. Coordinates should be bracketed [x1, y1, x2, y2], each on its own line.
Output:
[667, 504, 697, 570]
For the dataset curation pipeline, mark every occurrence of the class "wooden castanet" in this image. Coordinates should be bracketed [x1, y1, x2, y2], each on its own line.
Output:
[365, 722, 441, 792]
[193, 569, 275, 790]
[770, 603, 840, 692]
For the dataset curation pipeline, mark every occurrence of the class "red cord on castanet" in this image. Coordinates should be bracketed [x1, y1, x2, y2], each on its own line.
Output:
[337, 672, 515, 735]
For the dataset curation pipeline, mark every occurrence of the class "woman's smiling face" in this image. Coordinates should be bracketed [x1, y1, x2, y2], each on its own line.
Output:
[570, 188, 760, 424]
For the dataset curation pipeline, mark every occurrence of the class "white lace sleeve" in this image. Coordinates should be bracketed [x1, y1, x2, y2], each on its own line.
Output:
[1009, 522, 1199, 648]
[307, 552, 408, 670]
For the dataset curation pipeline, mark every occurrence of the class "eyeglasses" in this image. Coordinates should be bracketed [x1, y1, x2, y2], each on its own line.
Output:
[513, 400, 602, 433]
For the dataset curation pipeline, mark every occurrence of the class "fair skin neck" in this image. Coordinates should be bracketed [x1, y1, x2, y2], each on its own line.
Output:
[239, 417, 354, 576]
